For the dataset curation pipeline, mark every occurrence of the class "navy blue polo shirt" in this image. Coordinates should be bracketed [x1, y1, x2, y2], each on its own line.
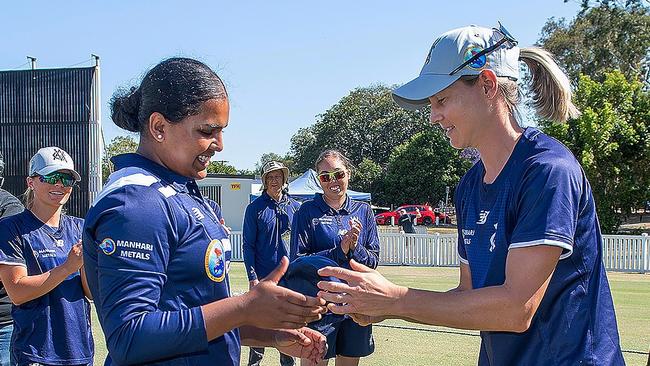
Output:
[243, 192, 301, 281]
[206, 199, 224, 222]
[455, 128, 624, 365]
[0, 211, 93, 365]
[82, 153, 239, 366]
[289, 194, 379, 269]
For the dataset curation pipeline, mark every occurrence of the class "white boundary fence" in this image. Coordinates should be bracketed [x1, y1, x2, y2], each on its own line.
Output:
[227, 232, 650, 273]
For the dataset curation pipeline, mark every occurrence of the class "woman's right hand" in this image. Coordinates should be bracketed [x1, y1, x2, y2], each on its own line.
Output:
[242, 257, 326, 329]
[63, 242, 84, 273]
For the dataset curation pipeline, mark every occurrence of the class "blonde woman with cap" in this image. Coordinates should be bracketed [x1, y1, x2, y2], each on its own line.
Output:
[244, 160, 301, 366]
[0, 146, 93, 366]
[317, 23, 624, 365]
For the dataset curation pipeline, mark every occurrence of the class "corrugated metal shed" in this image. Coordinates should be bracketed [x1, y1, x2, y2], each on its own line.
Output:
[0, 66, 102, 218]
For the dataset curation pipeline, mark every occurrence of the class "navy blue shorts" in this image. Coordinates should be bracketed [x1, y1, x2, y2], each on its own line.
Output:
[316, 318, 374, 359]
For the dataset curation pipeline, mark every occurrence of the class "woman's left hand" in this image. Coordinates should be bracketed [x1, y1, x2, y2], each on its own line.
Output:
[274, 327, 327, 364]
[340, 219, 361, 254]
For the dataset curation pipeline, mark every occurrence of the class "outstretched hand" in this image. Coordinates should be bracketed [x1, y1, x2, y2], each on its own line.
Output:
[243, 257, 326, 329]
[275, 327, 327, 364]
[316, 259, 406, 318]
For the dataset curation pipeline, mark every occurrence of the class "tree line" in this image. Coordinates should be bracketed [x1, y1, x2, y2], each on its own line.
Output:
[103, 0, 649, 233]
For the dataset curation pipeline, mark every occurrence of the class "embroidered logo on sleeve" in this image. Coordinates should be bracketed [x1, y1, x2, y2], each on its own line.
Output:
[99, 238, 117, 255]
[100, 238, 152, 260]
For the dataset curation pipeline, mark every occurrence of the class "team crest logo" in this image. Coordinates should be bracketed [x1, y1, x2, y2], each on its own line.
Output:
[99, 238, 116, 255]
[52, 148, 68, 162]
[205, 239, 226, 282]
[463, 46, 488, 70]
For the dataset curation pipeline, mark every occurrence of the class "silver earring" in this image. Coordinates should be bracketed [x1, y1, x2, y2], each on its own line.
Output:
[157, 134, 163, 140]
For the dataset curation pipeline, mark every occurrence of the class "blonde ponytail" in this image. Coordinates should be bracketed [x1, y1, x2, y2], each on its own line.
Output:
[22, 187, 34, 210]
[519, 47, 581, 123]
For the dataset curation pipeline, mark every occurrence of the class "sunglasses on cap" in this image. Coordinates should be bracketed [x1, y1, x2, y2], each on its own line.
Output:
[37, 172, 77, 187]
[317, 169, 346, 183]
[449, 22, 518, 76]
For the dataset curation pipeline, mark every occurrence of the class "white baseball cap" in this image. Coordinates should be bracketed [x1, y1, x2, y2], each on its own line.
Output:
[393, 22, 520, 110]
[29, 146, 81, 181]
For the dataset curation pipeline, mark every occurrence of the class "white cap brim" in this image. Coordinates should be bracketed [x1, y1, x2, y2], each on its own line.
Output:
[392, 73, 461, 110]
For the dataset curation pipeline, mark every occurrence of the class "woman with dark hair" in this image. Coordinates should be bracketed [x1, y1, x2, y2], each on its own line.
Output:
[83, 57, 326, 366]
[318, 23, 624, 365]
[290, 149, 379, 366]
[0, 147, 93, 366]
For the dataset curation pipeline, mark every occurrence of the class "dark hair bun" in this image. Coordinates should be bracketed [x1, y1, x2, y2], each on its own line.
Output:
[110, 87, 142, 133]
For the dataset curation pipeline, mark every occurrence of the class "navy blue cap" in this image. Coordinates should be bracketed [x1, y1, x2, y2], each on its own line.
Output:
[280, 255, 347, 333]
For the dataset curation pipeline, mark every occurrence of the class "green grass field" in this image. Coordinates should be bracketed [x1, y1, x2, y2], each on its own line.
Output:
[90, 263, 650, 365]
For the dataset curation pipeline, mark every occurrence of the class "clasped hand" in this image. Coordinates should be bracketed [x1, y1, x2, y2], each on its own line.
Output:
[315, 259, 407, 326]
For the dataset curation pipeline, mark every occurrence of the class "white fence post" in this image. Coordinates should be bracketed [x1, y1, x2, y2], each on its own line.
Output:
[641, 233, 650, 273]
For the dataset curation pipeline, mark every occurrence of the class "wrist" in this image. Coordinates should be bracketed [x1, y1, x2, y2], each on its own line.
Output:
[390, 285, 409, 317]
[238, 291, 256, 327]
[59, 262, 76, 276]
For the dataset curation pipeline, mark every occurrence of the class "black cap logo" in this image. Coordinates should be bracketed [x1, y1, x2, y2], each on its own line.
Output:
[52, 148, 68, 162]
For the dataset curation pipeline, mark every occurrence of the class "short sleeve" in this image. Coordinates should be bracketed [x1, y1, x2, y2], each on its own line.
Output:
[509, 160, 581, 259]
[0, 219, 26, 267]
[0, 195, 24, 219]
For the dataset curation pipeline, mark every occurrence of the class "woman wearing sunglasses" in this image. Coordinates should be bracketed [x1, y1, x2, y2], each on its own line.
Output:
[317, 23, 624, 365]
[290, 149, 379, 366]
[0, 146, 94, 366]
[82, 58, 326, 366]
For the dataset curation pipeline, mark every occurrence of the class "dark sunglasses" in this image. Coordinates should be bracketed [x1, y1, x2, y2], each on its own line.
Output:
[449, 22, 518, 76]
[317, 169, 346, 183]
[37, 172, 77, 187]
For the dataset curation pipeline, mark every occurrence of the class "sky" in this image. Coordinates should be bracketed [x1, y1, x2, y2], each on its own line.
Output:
[1, 0, 582, 170]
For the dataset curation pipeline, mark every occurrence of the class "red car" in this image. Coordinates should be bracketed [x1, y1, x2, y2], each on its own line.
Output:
[375, 205, 447, 226]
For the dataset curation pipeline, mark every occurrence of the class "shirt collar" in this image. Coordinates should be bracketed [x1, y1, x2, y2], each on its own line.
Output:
[262, 191, 288, 205]
[314, 193, 351, 215]
[111, 153, 192, 186]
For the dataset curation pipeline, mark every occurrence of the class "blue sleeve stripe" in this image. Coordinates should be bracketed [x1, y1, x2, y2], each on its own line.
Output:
[92, 171, 159, 207]
[508, 239, 573, 259]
